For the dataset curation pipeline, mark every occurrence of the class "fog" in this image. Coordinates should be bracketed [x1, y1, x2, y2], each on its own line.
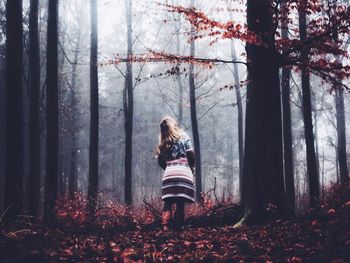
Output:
[21, 0, 350, 206]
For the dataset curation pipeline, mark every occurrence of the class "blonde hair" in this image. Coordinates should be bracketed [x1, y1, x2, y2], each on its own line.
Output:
[156, 116, 183, 156]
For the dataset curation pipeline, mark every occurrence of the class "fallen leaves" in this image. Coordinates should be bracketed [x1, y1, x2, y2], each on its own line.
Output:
[0, 185, 350, 262]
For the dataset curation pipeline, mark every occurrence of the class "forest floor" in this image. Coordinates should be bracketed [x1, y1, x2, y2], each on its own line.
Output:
[0, 186, 349, 263]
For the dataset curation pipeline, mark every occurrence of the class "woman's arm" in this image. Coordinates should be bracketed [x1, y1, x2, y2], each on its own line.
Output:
[183, 132, 195, 173]
[186, 149, 195, 173]
[157, 152, 167, 170]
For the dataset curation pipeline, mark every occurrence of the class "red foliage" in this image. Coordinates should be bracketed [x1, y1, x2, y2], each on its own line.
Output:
[56, 192, 88, 224]
[159, 0, 350, 89]
[1, 185, 350, 262]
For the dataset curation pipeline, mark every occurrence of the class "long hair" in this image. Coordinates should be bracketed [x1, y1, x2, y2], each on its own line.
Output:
[156, 116, 183, 156]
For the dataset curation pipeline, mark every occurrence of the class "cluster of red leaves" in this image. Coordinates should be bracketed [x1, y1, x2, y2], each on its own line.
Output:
[56, 192, 88, 224]
[56, 192, 160, 230]
[161, 0, 350, 89]
[1, 185, 349, 262]
[162, 3, 260, 46]
[56, 189, 227, 230]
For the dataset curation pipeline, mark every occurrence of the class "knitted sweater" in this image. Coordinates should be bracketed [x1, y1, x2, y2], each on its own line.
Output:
[158, 132, 194, 170]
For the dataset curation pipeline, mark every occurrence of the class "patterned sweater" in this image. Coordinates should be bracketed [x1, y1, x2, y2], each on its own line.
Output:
[158, 132, 194, 170]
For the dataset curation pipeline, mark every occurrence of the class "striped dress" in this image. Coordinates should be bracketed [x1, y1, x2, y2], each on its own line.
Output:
[159, 133, 195, 203]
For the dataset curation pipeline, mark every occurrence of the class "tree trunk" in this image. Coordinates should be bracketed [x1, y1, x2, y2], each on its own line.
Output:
[189, 0, 202, 201]
[298, 1, 319, 207]
[0, 46, 5, 213]
[28, 0, 41, 217]
[44, 0, 59, 224]
[230, 41, 244, 197]
[281, 0, 295, 215]
[124, 0, 134, 205]
[88, 0, 99, 217]
[4, 0, 24, 220]
[57, 22, 67, 198]
[335, 87, 349, 185]
[58, 151, 64, 196]
[242, 0, 286, 222]
[174, 4, 183, 124]
[68, 34, 80, 198]
[332, 0, 349, 185]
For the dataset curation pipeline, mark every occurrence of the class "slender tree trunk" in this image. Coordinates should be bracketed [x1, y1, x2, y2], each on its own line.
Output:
[242, 0, 286, 222]
[175, 6, 183, 124]
[189, 0, 202, 201]
[230, 41, 244, 197]
[299, 1, 319, 207]
[335, 87, 349, 185]
[44, 0, 59, 224]
[331, 0, 349, 185]
[281, 0, 295, 215]
[312, 90, 320, 176]
[68, 34, 80, 198]
[4, 0, 24, 220]
[28, 0, 41, 217]
[124, 0, 134, 205]
[88, 0, 99, 217]
[57, 24, 67, 198]
[58, 152, 64, 196]
[0, 48, 5, 213]
[335, 146, 339, 183]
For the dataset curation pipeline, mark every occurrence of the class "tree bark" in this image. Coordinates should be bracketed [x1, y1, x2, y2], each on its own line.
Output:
[230, 41, 244, 197]
[4, 0, 24, 220]
[332, 0, 349, 185]
[88, 0, 99, 217]
[44, 0, 59, 224]
[281, 0, 295, 215]
[189, 0, 202, 201]
[68, 33, 81, 198]
[124, 0, 134, 205]
[242, 0, 286, 222]
[0, 41, 5, 213]
[174, 3, 183, 124]
[335, 87, 349, 185]
[298, 0, 319, 207]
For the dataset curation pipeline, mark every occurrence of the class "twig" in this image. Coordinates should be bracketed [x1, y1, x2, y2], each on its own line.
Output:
[143, 199, 162, 219]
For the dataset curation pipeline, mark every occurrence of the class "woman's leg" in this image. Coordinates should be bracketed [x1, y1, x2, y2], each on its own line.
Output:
[162, 199, 172, 230]
[174, 200, 185, 227]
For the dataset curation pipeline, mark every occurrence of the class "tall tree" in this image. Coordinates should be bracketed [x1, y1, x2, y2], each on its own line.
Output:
[68, 30, 81, 198]
[174, 0, 183, 124]
[44, 0, 59, 224]
[241, 0, 286, 221]
[28, 0, 41, 217]
[335, 86, 349, 185]
[57, 21, 67, 198]
[281, 0, 295, 215]
[0, 0, 5, 213]
[298, 0, 319, 207]
[124, 0, 134, 205]
[87, 0, 99, 216]
[333, 0, 349, 186]
[189, 0, 202, 201]
[4, 0, 24, 220]
[230, 41, 244, 196]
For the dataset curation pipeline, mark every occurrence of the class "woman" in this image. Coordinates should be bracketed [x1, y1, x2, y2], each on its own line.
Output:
[156, 116, 195, 230]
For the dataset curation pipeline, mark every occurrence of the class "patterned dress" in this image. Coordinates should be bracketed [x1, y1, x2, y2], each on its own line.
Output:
[158, 132, 195, 203]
